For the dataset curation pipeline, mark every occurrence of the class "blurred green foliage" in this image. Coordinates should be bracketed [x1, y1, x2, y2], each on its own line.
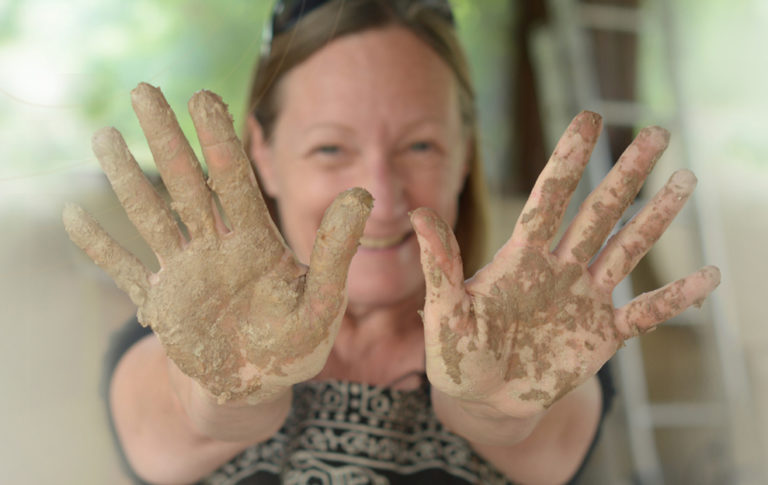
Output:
[76, 1, 271, 130]
[0, 0, 511, 177]
[2, 0, 763, 180]
[638, 0, 768, 170]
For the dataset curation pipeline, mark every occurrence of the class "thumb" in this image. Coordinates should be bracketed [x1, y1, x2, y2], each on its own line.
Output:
[410, 207, 466, 309]
[306, 188, 373, 321]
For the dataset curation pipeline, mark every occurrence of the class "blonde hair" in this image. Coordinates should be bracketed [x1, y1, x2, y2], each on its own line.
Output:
[241, 0, 489, 275]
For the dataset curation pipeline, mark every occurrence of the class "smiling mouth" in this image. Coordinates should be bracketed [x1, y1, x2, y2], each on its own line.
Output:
[359, 232, 412, 249]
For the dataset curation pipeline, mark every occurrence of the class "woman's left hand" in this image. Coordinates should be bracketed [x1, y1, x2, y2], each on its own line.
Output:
[410, 111, 720, 417]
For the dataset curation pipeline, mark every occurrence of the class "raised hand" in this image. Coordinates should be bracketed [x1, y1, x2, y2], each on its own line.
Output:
[63, 84, 372, 404]
[411, 111, 720, 417]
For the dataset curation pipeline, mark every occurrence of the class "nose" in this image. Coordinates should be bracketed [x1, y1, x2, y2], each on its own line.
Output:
[363, 152, 408, 221]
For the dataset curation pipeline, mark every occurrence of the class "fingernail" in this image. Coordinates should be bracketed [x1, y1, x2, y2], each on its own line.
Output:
[703, 265, 721, 287]
[584, 110, 602, 125]
[668, 169, 698, 194]
[570, 111, 602, 141]
[642, 126, 671, 147]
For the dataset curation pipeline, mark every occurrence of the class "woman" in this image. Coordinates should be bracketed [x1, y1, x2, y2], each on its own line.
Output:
[64, 0, 720, 483]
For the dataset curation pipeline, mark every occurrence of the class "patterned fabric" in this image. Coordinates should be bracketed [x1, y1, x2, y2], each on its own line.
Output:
[105, 319, 614, 485]
[201, 380, 513, 485]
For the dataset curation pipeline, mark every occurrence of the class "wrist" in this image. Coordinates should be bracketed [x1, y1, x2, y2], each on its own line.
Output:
[431, 388, 544, 447]
[168, 358, 293, 442]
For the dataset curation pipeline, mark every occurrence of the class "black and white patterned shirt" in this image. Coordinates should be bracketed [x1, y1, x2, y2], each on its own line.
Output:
[201, 379, 513, 485]
[105, 318, 613, 485]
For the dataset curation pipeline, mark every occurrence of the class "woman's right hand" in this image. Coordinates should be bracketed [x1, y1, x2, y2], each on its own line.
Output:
[64, 83, 372, 404]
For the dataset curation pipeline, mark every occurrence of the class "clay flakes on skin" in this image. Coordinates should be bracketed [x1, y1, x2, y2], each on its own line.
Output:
[437, 248, 621, 409]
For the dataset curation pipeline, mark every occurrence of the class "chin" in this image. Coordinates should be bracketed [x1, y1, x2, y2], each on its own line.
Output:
[345, 240, 425, 307]
[346, 273, 425, 308]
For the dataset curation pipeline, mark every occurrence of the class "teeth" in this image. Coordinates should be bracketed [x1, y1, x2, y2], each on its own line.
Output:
[359, 233, 408, 249]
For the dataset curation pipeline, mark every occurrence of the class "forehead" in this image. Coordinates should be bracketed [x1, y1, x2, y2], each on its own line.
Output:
[276, 26, 459, 127]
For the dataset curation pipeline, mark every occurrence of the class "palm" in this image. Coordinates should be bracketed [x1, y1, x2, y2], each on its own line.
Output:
[64, 84, 371, 403]
[139, 218, 311, 403]
[434, 249, 617, 415]
[412, 111, 720, 416]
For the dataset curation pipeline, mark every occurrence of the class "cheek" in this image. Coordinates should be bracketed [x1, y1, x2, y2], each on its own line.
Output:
[408, 161, 467, 225]
[274, 176, 328, 262]
[274, 168, 353, 263]
[275, 201, 314, 264]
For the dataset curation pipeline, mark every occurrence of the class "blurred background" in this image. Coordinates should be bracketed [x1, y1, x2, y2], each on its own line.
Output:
[1, 0, 766, 483]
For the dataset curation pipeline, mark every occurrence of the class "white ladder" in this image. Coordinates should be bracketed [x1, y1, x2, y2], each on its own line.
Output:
[527, 0, 763, 483]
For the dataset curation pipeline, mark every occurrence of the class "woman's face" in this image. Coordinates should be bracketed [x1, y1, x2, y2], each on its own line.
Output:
[251, 26, 470, 308]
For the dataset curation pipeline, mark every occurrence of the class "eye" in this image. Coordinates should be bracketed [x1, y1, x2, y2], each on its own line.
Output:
[409, 141, 433, 152]
[307, 143, 355, 169]
[315, 144, 341, 155]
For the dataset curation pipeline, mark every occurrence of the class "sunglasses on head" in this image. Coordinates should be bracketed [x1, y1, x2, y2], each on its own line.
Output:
[261, 0, 455, 55]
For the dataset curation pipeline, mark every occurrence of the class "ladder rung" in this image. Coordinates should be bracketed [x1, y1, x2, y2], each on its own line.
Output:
[577, 4, 642, 33]
[598, 100, 657, 127]
[649, 402, 723, 428]
[660, 311, 705, 327]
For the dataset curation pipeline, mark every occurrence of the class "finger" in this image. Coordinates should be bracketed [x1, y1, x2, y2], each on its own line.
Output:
[591, 170, 697, 290]
[411, 208, 472, 387]
[188, 90, 278, 238]
[306, 188, 373, 322]
[509, 111, 602, 249]
[410, 207, 466, 306]
[614, 266, 721, 338]
[555, 126, 670, 264]
[131, 83, 216, 240]
[91, 127, 183, 263]
[62, 203, 151, 307]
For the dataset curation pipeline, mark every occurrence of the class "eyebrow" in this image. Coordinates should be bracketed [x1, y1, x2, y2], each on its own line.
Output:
[301, 122, 355, 136]
[299, 116, 453, 141]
